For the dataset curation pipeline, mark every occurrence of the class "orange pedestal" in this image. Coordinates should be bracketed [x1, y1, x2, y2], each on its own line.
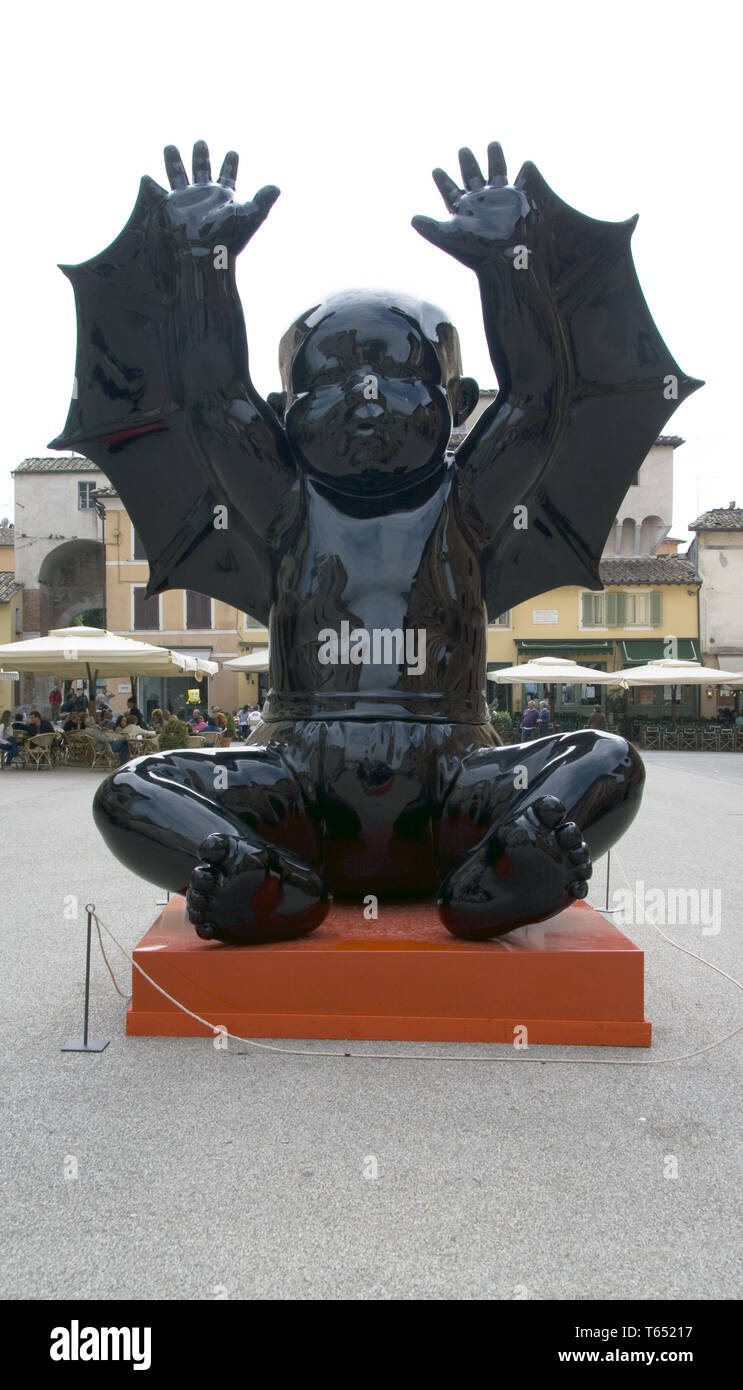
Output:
[126, 897, 651, 1047]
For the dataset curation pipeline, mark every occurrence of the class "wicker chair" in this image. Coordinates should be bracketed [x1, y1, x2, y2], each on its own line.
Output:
[82, 733, 120, 769]
[187, 735, 206, 748]
[24, 732, 57, 770]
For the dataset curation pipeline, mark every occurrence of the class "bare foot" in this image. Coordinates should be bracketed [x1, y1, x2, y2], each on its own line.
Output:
[186, 833, 330, 944]
[437, 795, 592, 939]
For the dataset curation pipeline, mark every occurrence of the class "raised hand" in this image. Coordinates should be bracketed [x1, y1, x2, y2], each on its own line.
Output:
[412, 142, 530, 271]
[158, 140, 279, 258]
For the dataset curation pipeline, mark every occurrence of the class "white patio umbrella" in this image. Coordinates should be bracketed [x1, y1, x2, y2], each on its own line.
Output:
[613, 659, 743, 686]
[0, 626, 214, 698]
[223, 648, 270, 673]
[487, 656, 621, 685]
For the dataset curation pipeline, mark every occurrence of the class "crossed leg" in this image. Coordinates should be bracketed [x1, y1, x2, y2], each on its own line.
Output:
[436, 730, 644, 939]
[93, 747, 329, 944]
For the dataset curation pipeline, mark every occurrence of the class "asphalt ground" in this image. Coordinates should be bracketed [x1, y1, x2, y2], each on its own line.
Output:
[1, 750, 740, 1300]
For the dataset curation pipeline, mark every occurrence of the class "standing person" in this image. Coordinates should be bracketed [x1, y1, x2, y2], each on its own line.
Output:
[72, 688, 89, 714]
[589, 705, 607, 730]
[537, 699, 551, 736]
[126, 695, 144, 727]
[96, 687, 112, 715]
[237, 705, 250, 741]
[0, 710, 20, 766]
[520, 699, 539, 741]
[49, 685, 63, 722]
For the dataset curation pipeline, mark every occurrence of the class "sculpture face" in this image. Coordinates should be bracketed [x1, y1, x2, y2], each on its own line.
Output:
[283, 298, 454, 498]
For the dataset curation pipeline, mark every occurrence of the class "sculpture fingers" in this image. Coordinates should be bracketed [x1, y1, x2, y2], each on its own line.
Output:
[250, 184, 281, 220]
[432, 167, 461, 213]
[218, 150, 239, 189]
[411, 213, 451, 251]
[487, 140, 508, 186]
[163, 144, 189, 190]
[458, 146, 485, 191]
[192, 139, 212, 185]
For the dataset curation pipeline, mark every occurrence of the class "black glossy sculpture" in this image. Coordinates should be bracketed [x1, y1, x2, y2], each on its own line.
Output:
[52, 139, 700, 944]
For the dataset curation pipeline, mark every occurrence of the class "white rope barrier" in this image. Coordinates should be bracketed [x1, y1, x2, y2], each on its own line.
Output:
[90, 887, 742, 1067]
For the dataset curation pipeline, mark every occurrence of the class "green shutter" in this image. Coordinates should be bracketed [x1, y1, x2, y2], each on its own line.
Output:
[606, 592, 617, 625]
[650, 591, 662, 627]
[615, 592, 626, 626]
[581, 593, 595, 625]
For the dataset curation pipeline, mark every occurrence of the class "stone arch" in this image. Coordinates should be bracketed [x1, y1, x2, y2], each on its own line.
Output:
[38, 539, 104, 634]
[639, 515, 665, 554]
[619, 517, 636, 555]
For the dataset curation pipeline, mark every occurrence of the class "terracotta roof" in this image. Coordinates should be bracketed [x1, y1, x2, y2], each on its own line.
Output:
[0, 572, 22, 603]
[599, 556, 699, 586]
[12, 456, 101, 474]
[689, 507, 743, 531]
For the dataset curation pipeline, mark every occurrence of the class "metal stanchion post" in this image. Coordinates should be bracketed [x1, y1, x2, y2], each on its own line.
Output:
[61, 903, 110, 1053]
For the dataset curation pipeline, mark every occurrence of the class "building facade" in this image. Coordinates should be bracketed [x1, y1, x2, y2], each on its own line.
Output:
[8, 431, 704, 722]
[688, 506, 743, 716]
[95, 487, 267, 719]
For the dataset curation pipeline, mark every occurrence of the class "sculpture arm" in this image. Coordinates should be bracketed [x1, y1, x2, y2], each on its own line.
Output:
[157, 142, 298, 542]
[413, 141, 701, 614]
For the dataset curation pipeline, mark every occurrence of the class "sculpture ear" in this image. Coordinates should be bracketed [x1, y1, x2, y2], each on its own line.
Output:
[451, 376, 479, 427]
[267, 391, 286, 422]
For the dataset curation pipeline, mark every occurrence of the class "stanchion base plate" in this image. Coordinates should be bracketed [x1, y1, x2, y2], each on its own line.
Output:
[61, 1038, 110, 1053]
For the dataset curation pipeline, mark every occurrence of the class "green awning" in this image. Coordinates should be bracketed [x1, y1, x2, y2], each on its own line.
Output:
[516, 640, 613, 652]
[620, 639, 700, 665]
[487, 661, 513, 670]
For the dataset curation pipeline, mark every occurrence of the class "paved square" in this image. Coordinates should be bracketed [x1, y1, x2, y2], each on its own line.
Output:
[1, 751, 740, 1300]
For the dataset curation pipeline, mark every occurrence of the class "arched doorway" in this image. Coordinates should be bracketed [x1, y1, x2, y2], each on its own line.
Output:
[38, 539, 104, 634]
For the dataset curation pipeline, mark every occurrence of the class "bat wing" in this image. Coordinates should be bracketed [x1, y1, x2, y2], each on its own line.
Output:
[49, 177, 276, 623]
[473, 162, 703, 618]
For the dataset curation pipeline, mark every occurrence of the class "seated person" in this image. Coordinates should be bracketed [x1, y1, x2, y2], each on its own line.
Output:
[190, 709, 207, 732]
[0, 709, 20, 766]
[84, 723, 132, 767]
[28, 710, 55, 736]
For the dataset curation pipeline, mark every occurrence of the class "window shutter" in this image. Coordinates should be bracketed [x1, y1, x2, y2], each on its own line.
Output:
[615, 592, 626, 626]
[606, 592, 617, 626]
[650, 591, 662, 627]
[582, 593, 594, 626]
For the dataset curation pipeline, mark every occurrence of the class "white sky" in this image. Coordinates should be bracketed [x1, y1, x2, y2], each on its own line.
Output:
[2, 0, 739, 543]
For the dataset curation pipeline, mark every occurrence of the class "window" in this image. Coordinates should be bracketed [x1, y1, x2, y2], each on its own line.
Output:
[132, 528, 148, 561]
[626, 592, 662, 627]
[493, 611, 512, 627]
[78, 481, 96, 510]
[186, 591, 212, 630]
[581, 593, 605, 626]
[133, 585, 159, 630]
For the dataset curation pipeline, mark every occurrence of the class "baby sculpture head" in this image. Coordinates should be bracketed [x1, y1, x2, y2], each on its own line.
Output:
[271, 290, 479, 499]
